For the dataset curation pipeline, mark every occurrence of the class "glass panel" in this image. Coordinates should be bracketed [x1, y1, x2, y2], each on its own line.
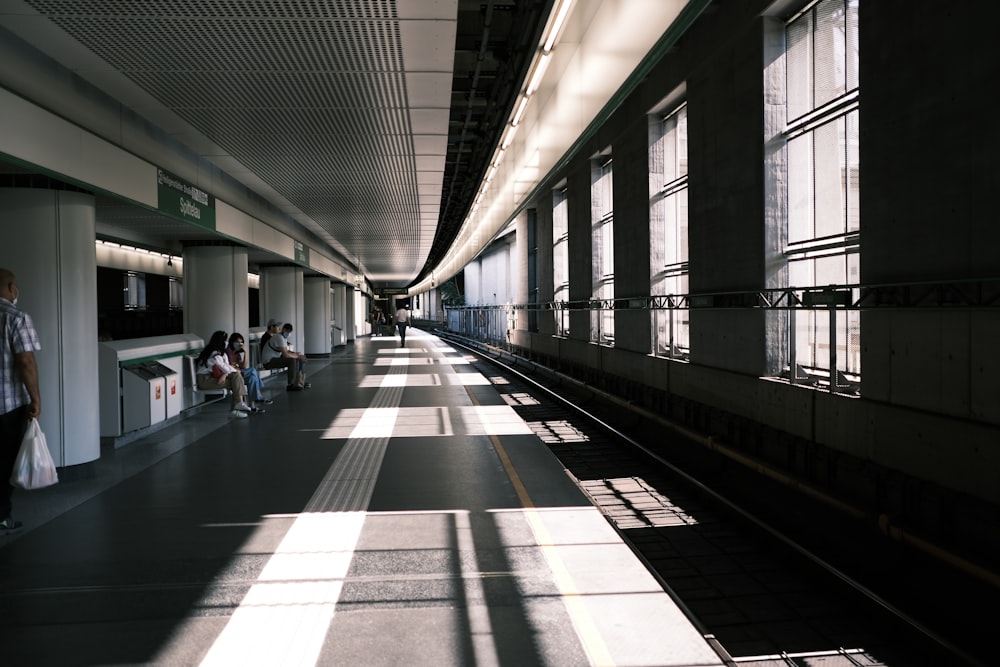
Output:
[786, 11, 812, 120]
[846, 109, 860, 233]
[787, 133, 814, 243]
[814, 0, 846, 107]
[663, 117, 677, 184]
[677, 189, 689, 263]
[553, 189, 568, 303]
[846, 0, 860, 90]
[677, 107, 688, 177]
[815, 253, 847, 286]
[602, 219, 614, 277]
[813, 118, 845, 238]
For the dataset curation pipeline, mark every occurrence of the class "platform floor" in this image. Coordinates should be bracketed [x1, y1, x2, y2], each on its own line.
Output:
[1, 329, 725, 666]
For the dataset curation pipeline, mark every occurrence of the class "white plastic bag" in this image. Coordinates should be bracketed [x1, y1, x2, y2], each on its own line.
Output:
[10, 418, 58, 490]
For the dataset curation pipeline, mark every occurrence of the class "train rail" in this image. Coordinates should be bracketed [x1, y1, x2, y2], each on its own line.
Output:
[437, 329, 993, 667]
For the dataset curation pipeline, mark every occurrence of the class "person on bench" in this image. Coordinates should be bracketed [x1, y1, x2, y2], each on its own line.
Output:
[260, 319, 309, 391]
[227, 332, 272, 408]
[196, 330, 259, 418]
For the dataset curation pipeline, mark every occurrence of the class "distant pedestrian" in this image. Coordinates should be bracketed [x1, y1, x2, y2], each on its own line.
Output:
[395, 304, 410, 347]
[0, 268, 42, 534]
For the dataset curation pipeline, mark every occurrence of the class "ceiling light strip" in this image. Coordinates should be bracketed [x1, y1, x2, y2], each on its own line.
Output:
[414, 0, 714, 295]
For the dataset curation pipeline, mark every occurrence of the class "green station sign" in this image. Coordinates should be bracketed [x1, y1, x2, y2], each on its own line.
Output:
[294, 240, 309, 265]
[157, 169, 216, 230]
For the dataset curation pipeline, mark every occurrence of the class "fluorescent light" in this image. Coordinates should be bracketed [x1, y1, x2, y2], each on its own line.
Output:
[525, 52, 551, 95]
[501, 123, 519, 149]
[512, 96, 529, 126]
[543, 0, 574, 52]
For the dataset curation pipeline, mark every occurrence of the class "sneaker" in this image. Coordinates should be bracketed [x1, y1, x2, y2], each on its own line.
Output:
[230, 409, 249, 419]
[251, 407, 266, 414]
[303, 382, 312, 389]
[286, 385, 303, 392]
[1, 518, 24, 533]
[259, 399, 274, 405]
[234, 402, 252, 412]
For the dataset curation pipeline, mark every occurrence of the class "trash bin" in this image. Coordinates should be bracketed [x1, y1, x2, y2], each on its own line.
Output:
[147, 361, 181, 420]
[121, 362, 179, 433]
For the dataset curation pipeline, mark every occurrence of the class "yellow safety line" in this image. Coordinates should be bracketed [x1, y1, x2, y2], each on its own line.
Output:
[465, 386, 616, 667]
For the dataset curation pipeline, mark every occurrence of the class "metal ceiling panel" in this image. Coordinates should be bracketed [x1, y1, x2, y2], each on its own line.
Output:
[0, 0, 548, 287]
[13, 0, 455, 284]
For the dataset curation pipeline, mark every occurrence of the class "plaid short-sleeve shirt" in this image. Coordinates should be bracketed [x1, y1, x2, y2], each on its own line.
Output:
[1, 297, 42, 414]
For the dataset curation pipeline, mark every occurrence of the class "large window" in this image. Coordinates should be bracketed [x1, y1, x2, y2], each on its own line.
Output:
[591, 157, 614, 344]
[552, 187, 569, 336]
[784, 0, 860, 380]
[526, 209, 538, 332]
[650, 103, 689, 359]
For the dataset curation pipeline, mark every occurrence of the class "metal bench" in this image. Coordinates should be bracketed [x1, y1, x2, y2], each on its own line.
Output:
[183, 354, 229, 399]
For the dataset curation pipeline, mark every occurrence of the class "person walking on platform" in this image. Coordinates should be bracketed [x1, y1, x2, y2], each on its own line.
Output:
[395, 303, 410, 347]
[261, 319, 309, 391]
[226, 332, 271, 411]
[0, 268, 42, 534]
[196, 331, 256, 419]
[371, 307, 386, 336]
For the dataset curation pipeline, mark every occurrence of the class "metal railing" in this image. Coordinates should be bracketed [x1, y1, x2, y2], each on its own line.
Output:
[441, 278, 1000, 396]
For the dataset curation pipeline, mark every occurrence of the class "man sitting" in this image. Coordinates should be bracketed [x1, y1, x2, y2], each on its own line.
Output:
[260, 319, 309, 390]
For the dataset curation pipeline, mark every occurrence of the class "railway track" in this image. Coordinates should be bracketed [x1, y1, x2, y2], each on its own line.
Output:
[440, 331, 993, 667]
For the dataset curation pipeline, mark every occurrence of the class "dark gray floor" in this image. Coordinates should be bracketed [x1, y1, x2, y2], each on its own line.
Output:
[1, 330, 722, 667]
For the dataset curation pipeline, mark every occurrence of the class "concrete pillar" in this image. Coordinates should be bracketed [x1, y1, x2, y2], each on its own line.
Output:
[331, 282, 347, 347]
[347, 287, 359, 343]
[303, 276, 331, 355]
[181, 245, 249, 341]
[259, 266, 304, 349]
[1, 188, 99, 467]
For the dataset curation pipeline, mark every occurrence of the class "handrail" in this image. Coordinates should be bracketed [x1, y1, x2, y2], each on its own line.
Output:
[443, 276, 1000, 312]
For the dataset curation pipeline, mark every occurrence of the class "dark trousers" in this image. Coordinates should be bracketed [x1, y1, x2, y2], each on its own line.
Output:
[1, 406, 29, 520]
[397, 323, 407, 345]
[264, 356, 305, 388]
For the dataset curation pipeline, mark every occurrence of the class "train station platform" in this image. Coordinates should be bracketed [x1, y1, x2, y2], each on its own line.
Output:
[0, 329, 726, 666]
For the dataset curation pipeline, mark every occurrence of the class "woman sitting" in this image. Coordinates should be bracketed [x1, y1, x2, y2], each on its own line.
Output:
[226, 332, 272, 409]
[195, 330, 260, 419]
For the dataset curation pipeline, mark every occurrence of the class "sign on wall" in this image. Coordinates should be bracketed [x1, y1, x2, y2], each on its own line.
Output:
[157, 169, 216, 230]
[294, 239, 309, 265]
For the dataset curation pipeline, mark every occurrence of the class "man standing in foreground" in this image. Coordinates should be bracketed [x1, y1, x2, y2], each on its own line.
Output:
[0, 268, 42, 534]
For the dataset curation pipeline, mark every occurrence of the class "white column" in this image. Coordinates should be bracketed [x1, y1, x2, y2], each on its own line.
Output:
[259, 266, 304, 347]
[331, 282, 347, 347]
[346, 286, 358, 343]
[1, 188, 99, 467]
[181, 245, 249, 341]
[303, 276, 331, 355]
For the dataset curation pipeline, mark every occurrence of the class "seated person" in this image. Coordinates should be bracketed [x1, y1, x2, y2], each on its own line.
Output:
[226, 332, 272, 408]
[260, 319, 309, 391]
[260, 317, 277, 351]
[195, 330, 259, 418]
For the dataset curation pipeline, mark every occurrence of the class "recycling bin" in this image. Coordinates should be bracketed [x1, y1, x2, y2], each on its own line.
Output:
[121, 362, 179, 433]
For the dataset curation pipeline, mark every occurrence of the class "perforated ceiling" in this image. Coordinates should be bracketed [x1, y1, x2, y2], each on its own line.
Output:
[4, 0, 543, 286]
